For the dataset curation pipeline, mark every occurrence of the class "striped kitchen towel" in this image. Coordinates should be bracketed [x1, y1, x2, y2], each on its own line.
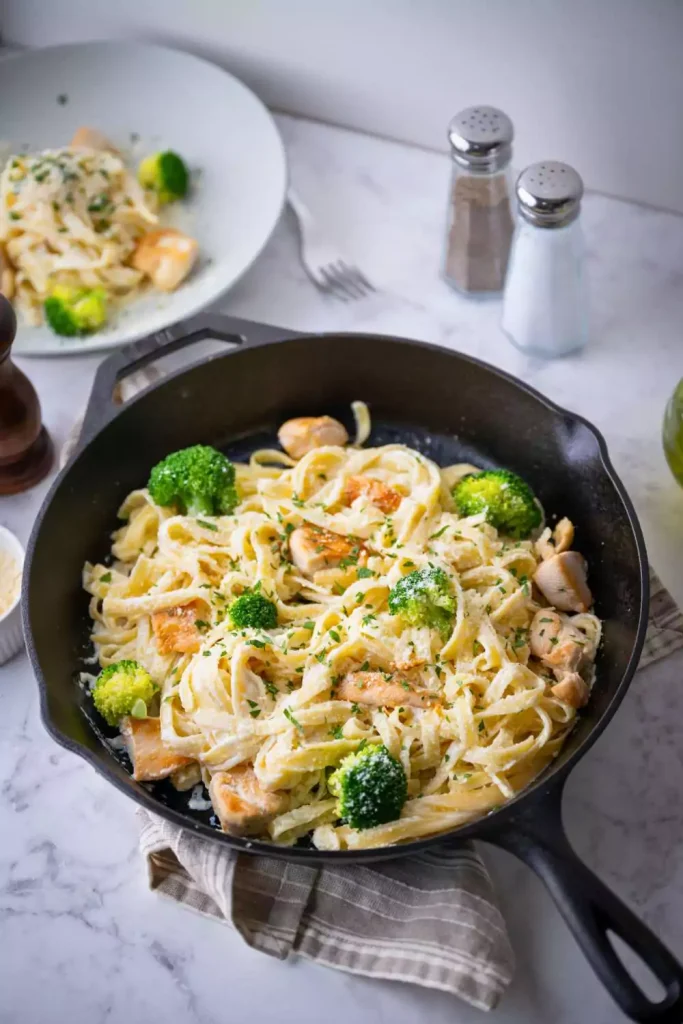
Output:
[139, 810, 514, 1011]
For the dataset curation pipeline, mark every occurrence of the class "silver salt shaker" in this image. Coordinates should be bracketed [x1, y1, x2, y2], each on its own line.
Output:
[443, 106, 515, 297]
[502, 161, 588, 357]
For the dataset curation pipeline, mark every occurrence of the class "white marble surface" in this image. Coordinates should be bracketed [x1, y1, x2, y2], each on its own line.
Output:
[2, 114, 683, 1024]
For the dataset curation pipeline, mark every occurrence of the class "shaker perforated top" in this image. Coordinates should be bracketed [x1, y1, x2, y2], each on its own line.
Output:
[447, 107, 513, 172]
[516, 162, 583, 228]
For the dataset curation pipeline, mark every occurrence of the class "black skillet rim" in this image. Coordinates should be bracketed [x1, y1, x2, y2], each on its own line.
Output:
[23, 331, 650, 862]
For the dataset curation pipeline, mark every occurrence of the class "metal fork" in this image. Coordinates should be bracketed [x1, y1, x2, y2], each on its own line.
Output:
[288, 188, 375, 300]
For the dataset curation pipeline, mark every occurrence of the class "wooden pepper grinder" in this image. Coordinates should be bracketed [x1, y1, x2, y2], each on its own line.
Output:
[0, 294, 53, 494]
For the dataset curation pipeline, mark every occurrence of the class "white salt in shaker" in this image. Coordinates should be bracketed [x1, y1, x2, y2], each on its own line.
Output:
[502, 161, 588, 357]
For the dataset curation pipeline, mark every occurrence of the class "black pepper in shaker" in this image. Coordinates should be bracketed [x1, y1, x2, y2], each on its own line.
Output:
[443, 106, 515, 297]
[0, 295, 53, 494]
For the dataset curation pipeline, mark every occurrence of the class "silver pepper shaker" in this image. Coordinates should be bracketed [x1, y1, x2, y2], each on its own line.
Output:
[443, 106, 515, 297]
[502, 161, 588, 357]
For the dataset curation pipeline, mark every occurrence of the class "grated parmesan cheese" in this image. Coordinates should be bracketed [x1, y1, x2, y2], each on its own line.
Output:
[0, 548, 21, 616]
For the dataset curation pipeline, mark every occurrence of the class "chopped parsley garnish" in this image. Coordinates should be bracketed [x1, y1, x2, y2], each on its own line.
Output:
[195, 619, 210, 631]
[283, 707, 303, 731]
[87, 193, 111, 213]
[302, 621, 315, 631]
[99, 571, 112, 583]
[196, 519, 218, 531]
[328, 724, 344, 740]
[350, 702, 361, 714]
[356, 567, 375, 578]
[329, 629, 341, 643]
[264, 680, 279, 698]
[362, 613, 376, 626]
[248, 639, 267, 649]
[429, 526, 449, 539]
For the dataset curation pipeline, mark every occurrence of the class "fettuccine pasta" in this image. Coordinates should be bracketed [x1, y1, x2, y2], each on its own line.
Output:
[84, 412, 601, 850]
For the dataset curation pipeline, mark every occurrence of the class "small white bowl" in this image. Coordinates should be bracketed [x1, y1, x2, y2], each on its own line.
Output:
[0, 526, 25, 666]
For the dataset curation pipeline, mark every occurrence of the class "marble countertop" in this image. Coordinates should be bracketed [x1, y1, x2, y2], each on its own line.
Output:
[2, 113, 683, 1024]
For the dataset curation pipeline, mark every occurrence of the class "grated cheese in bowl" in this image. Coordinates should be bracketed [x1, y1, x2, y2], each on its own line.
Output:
[0, 526, 24, 665]
[0, 546, 21, 617]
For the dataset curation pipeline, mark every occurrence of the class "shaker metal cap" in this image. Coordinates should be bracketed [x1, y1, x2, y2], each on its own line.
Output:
[516, 162, 583, 227]
[447, 107, 513, 171]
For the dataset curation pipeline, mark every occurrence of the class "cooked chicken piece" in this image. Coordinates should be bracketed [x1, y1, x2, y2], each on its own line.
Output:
[343, 475, 402, 514]
[70, 126, 118, 153]
[209, 765, 289, 836]
[533, 551, 592, 613]
[131, 228, 199, 292]
[336, 670, 432, 709]
[278, 416, 348, 460]
[551, 672, 590, 708]
[121, 716, 194, 781]
[151, 601, 202, 655]
[170, 762, 203, 792]
[0, 244, 15, 300]
[536, 518, 575, 561]
[289, 523, 362, 576]
[529, 609, 592, 676]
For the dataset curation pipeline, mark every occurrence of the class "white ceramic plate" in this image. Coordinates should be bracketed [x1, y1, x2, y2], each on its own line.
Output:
[0, 41, 287, 356]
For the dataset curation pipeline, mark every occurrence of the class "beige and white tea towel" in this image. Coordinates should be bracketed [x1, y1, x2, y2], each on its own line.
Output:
[63, 371, 683, 1012]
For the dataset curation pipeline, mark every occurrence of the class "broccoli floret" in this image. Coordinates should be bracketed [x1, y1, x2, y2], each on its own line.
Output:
[92, 659, 158, 727]
[138, 151, 189, 204]
[44, 285, 108, 337]
[148, 445, 238, 516]
[228, 583, 278, 630]
[329, 743, 408, 830]
[453, 469, 541, 539]
[388, 565, 456, 636]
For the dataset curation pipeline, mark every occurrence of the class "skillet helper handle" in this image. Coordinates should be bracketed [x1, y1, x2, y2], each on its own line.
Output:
[80, 313, 297, 445]
[490, 787, 683, 1022]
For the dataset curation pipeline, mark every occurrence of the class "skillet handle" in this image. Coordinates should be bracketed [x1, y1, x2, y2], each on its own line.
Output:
[486, 785, 683, 1022]
[80, 313, 298, 446]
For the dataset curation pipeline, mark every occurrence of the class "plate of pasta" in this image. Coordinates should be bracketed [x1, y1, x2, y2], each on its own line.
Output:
[0, 42, 287, 356]
[82, 401, 601, 851]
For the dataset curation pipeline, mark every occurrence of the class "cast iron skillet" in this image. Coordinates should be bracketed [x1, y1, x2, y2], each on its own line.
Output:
[24, 313, 683, 1022]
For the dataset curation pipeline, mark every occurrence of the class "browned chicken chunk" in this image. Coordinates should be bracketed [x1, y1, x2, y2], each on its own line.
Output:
[529, 610, 591, 676]
[551, 672, 590, 708]
[151, 601, 202, 655]
[131, 228, 199, 292]
[278, 416, 348, 459]
[289, 524, 363, 576]
[336, 670, 432, 709]
[533, 551, 593, 613]
[121, 716, 194, 781]
[70, 127, 118, 153]
[536, 517, 575, 561]
[209, 765, 289, 836]
[343, 475, 402, 514]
